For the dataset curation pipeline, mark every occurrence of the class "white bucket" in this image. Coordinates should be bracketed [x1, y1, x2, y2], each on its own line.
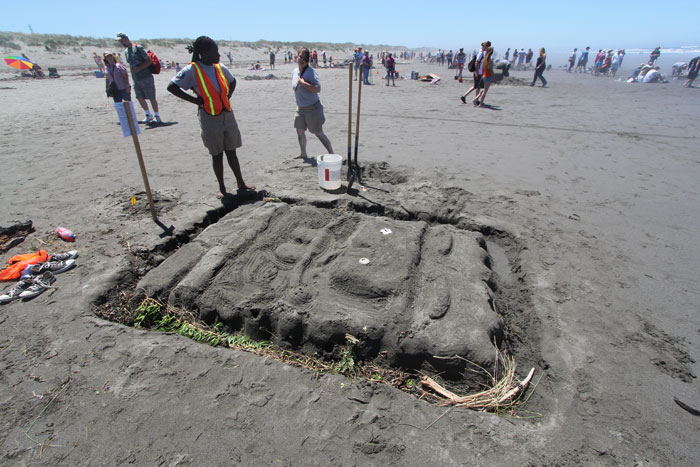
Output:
[317, 154, 343, 190]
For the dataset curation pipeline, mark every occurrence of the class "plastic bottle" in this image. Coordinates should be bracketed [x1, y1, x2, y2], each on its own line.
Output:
[56, 227, 75, 242]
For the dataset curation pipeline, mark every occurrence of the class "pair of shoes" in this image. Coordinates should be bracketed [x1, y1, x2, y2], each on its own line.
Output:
[460, 96, 466, 104]
[49, 250, 78, 262]
[19, 272, 56, 300]
[141, 115, 154, 124]
[0, 277, 34, 304]
[28, 259, 76, 275]
[154, 115, 162, 123]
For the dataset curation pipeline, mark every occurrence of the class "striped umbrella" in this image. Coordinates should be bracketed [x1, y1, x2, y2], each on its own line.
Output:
[4, 55, 35, 70]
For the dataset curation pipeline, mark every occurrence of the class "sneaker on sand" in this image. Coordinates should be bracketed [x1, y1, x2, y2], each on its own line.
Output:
[29, 259, 75, 275]
[154, 115, 162, 123]
[0, 277, 34, 304]
[141, 115, 154, 124]
[19, 272, 56, 300]
[48, 250, 78, 262]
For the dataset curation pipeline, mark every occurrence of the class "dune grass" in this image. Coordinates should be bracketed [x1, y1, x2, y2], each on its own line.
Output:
[128, 297, 538, 415]
[1, 31, 409, 54]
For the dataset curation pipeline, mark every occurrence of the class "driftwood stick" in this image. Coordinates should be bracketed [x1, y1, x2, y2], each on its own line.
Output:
[420, 376, 461, 402]
[498, 368, 535, 404]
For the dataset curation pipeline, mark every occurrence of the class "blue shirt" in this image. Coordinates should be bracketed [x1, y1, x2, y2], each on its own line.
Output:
[292, 66, 320, 107]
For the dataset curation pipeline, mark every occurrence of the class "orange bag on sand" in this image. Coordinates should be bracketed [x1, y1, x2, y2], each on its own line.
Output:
[0, 250, 48, 281]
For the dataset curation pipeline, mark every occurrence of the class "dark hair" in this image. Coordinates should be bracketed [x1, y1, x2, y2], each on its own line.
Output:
[187, 36, 217, 62]
[297, 47, 310, 63]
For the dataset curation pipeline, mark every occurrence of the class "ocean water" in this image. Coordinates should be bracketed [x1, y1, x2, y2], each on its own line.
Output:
[542, 47, 700, 74]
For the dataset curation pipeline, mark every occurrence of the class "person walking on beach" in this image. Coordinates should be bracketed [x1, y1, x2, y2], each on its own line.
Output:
[568, 48, 577, 72]
[526, 48, 533, 67]
[103, 51, 131, 103]
[530, 48, 547, 87]
[575, 47, 589, 72]
[166, 36, 255, 199]
[116, 32, 162, 123]
[649, 46, 661, 65]
[684, 56, 700, 87]
[270, 50, 275, 70]
[455, 48, 466, 81]
[384, 52, 396, 86]
[460, 42, 487, 104]
[474, 46, 494, 107]
[292, 47, 334, 160]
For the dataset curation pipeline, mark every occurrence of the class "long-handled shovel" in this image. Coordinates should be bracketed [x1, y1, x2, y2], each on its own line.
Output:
[348, 71, 362, 190]
[347, 63, 354, 183]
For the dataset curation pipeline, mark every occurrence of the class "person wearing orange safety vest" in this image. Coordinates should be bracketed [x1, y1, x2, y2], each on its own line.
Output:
[167, 36, 255, 199]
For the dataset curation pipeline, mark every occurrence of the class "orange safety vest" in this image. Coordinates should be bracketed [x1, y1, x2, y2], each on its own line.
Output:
[191, 62, 231, 116]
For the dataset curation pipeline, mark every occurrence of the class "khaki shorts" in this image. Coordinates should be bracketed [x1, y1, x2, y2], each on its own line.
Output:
[198, 109, 242, 156]
[294, 101, 326, 134]
[133, 75, 156, 100]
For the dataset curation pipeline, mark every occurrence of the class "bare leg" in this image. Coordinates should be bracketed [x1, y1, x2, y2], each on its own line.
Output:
[478, 83, 491, 106]
[225, 149, 255, 191]
[296, 128, 308, 158]
[137, 97, 149, 112]
[150, 98, 159, 113]
[313, 131, 334, 154]
[212, 153, 227, 198]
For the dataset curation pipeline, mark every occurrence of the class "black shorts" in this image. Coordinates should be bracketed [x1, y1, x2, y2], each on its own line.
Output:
[473, 73, 484, 88]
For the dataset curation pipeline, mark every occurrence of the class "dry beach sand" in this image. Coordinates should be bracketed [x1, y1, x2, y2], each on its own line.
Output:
[1, 38, 700, 465]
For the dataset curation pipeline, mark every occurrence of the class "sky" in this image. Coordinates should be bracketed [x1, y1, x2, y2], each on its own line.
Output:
[1, 0, 698, 53]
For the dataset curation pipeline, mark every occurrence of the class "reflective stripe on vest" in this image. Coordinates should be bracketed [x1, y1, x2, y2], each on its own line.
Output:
[191, 62, 231, 116]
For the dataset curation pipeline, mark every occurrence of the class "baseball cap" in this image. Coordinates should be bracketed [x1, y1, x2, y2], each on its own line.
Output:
[116, 32, 128, 40]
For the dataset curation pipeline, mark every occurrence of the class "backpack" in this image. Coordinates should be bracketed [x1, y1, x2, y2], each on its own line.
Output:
[467, 55, 476, 72]
[133, 44, 161, 74]
[146, 50, 161, 74]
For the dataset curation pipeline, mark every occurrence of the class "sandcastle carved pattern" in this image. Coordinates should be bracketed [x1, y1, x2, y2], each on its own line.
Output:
[140, 203, 503, 373]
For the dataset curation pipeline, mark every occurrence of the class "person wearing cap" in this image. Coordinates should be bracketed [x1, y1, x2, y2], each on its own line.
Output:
[116, 32, 162, 123]
[103, 51, 131, 103]
[353, 47, 363, 81]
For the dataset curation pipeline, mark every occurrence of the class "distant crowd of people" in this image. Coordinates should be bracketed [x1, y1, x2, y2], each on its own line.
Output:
[94, 33, 699, 200]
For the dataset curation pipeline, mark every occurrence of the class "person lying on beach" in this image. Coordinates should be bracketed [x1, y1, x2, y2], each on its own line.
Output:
[167, 36, 255, 199]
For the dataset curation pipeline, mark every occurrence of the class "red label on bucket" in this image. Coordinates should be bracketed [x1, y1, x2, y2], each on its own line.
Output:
[325, 169, 330, 181]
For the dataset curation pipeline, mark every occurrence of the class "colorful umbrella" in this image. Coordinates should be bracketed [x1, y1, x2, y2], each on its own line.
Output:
[4, 55, 35, 70]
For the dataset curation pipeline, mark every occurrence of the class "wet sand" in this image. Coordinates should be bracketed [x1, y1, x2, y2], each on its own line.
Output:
[1, 42, 700, 465]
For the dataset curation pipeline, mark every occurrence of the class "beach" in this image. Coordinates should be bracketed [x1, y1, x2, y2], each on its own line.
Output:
[1, 38, 700, 465]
